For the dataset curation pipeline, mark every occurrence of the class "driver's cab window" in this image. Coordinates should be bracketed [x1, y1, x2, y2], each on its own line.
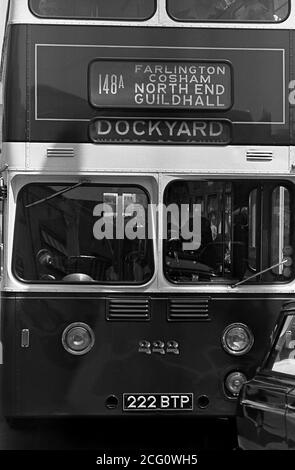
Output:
[163, 180, 293, 284]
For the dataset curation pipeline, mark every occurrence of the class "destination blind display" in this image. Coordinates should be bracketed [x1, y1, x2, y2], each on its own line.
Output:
[89, 118, 231, 145]
[89, 60, 232, 110]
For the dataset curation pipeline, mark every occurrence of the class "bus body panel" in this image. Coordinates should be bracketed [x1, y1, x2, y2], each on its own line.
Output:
[2, 2, 295, 449]
[1, 292, 286, 417]
[2, 24, 292, 145]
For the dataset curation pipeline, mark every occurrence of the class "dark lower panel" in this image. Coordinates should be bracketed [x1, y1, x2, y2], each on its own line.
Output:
[1, 294, 288, 418]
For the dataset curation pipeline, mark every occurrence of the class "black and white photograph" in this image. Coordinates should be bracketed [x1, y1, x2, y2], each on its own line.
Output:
[0, 0, 295, 465]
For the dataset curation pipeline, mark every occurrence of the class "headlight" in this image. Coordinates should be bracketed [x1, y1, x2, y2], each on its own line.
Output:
[225, 371, 247, 397]
[62, 322, 95, 355]
[222, 323, 254, 356]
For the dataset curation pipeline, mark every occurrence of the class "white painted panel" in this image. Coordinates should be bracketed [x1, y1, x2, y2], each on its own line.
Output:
[2, 143, 26, 170]
[23, 143, 290, 175]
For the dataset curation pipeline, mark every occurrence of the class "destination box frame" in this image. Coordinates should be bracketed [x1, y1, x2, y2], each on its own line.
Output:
[88, 58, 234, 111]
[88, 117, 232, 145]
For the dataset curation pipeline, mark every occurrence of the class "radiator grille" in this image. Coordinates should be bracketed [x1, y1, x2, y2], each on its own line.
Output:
[107, 298, 150, 321]
[168, 298, 210, 321]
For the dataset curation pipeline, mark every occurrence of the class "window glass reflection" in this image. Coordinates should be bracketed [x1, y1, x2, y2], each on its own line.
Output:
[167, 0, 289, 22]
[269, 315, 295, 376]
[13, 184, 154, 284]
[248, 189, 257, 271]
[163, 180, 293, 284]
[271, 186, 291, 277]
[30, 0, 156, 20]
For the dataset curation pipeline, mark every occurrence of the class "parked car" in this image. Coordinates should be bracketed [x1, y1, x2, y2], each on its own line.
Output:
[238, 301, 295, 449]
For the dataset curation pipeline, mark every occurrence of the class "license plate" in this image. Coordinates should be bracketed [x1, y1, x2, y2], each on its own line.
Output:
[123, 393, 193, 411]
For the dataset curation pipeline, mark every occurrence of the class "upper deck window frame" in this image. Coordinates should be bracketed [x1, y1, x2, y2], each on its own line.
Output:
[166, 0, 291, 24]
[28, 0, 157, 22]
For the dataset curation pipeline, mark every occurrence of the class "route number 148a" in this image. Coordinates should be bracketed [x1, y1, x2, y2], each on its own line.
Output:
[98, 74, 125, 95]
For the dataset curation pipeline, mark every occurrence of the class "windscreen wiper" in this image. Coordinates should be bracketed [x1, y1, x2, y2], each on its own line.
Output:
[231, 258, 289, 288]
[25, 180, 88, 208]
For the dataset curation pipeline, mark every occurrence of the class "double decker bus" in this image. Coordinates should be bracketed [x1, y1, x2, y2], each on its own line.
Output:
[1, 0, 295, 449]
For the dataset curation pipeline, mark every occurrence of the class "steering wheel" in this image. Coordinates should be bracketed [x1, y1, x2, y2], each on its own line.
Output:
[62, 273, 94, 282]
[65, 255, 98, 278]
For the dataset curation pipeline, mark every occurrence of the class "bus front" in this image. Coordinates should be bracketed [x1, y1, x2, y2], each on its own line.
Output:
[1, 0, 295, 448]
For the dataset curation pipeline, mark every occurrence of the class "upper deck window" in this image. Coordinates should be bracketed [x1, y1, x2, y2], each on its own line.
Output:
[167, 0, 289, 22]
[29, 0, 156, 20]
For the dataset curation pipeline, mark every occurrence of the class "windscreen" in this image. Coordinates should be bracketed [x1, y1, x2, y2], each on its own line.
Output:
[13, 183, 154, 284]
[164, 180, 294, 284]
[29, 0, 156, 20]
[167, 0, 289, 22]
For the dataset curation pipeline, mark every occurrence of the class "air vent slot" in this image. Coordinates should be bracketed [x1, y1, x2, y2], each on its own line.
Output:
[47, 148, 74, 158]
[168, 298, 210, 322]
[107, 298, 150, 321]
[246, 150, 273, 162]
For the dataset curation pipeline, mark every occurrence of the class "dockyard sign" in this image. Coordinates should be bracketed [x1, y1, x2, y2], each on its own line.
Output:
[89, 118, 231, 145]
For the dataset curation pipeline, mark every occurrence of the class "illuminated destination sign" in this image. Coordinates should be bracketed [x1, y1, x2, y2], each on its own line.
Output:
[89, 60, 232, 110]
[89, 119, 231, 145]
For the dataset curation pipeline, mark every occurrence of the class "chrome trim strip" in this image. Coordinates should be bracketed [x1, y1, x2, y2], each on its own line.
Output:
[241, 399, 286, 413]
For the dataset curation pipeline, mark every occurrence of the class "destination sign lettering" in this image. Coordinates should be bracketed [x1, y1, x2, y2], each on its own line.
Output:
[89, 60, 232, 110]
[89, 119, 231, 145]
